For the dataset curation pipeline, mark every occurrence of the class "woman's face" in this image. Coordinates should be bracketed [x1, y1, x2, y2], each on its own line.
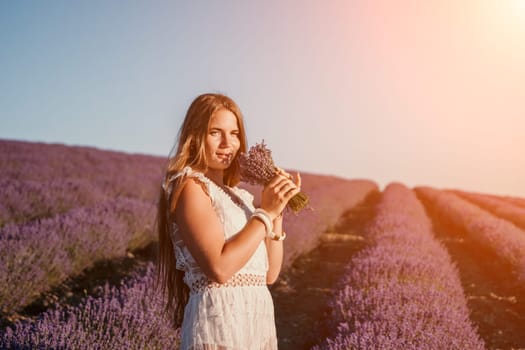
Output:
[205, 108, 241, 171]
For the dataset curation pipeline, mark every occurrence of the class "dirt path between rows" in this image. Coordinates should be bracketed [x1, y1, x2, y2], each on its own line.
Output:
[270, 190, 381, 350]
[417, 193, 525, 350]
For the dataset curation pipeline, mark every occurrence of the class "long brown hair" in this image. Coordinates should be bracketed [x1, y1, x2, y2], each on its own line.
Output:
[155, 93, 247, 327]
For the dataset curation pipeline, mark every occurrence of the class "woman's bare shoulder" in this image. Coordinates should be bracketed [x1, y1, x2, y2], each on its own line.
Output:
[171, 176, 212, 214]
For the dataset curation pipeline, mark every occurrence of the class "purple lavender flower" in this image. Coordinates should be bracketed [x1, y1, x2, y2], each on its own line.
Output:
[238, 140, 309, 213]
[0, 263, 181, 349]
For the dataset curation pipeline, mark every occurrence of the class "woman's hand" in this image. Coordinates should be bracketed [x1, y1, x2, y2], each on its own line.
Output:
[260, 168, 301, 219]
[276, 167, 301, 189]
[274, 167, 302, 220]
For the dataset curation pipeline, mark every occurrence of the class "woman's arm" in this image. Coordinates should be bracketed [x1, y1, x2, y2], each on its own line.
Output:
[174, 173, 299, 284]
[174, 178, 267, 284]
[265, 169, 301, 284]
[265, 215, 284, 284]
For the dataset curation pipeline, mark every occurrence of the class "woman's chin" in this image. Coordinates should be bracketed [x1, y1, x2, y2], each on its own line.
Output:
[209, 161, 231, 170]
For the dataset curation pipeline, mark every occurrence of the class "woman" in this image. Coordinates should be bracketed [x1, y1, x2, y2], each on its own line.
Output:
[156, 93, 301, 349]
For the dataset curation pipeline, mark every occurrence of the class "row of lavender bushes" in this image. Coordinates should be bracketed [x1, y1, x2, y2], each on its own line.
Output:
[1, 140, 166, 315]
[0, 197, 156, 315]
[0, 140, 164, 214]
[450, 189, 525, 230]
[1, 263, 181, 349]
[0, 177, 108, 227]
[489, 193, 525, 209]
[313, 183, 485, 350]
[415, 186, 525, 282]
[2, 175, 375, 348]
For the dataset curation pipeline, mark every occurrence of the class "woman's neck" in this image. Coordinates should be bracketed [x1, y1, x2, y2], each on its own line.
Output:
[205, 168, 224, 186]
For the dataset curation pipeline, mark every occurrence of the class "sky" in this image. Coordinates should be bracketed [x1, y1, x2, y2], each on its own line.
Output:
[1, 0, 524, 197]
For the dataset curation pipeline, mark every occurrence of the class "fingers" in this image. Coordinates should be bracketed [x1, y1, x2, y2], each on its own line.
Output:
[282, 172, 301, 194]
[279, 168, 301, 190]
[273, 171, 301, 195]
[275, 169, 302, 190]
[274, 176, 293, 192]
[276, 167, 293, 180]
[267, 171, 291, 190]
[266, 171, 286, 187]
[261, 169, 302, 215]
[284, 181, 300, 199]
[276, 179, 300, 203]
[265, 175, 295, 194]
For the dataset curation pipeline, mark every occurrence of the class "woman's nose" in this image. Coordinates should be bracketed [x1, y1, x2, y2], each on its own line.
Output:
[220, 134, 231, 147]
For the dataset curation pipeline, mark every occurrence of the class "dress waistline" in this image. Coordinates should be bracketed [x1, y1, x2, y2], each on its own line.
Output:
[188, 273, 267, 294]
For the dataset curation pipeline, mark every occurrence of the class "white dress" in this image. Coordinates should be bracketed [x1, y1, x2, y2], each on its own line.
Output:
[164, 166, 278, 350]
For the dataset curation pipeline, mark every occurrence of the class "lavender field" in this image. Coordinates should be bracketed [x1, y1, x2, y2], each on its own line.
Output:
[1, 139, 525, 349]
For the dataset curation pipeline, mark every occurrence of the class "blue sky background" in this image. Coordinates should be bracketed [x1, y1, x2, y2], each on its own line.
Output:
[1, 0, 524, 196]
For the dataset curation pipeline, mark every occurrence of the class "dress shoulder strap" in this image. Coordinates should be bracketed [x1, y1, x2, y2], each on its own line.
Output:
[163, 166, 215, 205]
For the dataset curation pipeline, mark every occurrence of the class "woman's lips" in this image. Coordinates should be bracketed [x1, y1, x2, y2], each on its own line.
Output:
[217, 153, 233, 161]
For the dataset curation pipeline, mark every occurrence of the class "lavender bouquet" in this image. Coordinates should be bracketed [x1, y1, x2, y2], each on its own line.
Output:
[238, 141, 309, 213]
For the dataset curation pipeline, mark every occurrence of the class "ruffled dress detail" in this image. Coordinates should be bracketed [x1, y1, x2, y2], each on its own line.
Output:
[164, 166, 278, 350]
